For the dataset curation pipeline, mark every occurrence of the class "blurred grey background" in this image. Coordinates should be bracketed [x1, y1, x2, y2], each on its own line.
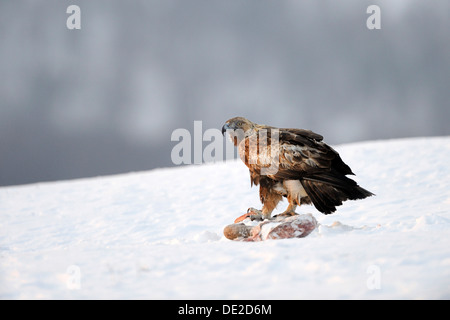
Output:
[1, 0, 449, 186]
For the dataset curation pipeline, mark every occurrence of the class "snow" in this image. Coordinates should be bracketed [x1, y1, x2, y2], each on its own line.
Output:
[1, 136, 450, 299]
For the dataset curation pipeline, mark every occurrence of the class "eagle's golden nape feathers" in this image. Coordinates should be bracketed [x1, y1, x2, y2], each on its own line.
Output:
[223, 117, 374, 218]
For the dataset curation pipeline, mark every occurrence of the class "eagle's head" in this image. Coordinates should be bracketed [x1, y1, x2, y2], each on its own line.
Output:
[222, 117, 256, 134]
[222, 117, 256, 146]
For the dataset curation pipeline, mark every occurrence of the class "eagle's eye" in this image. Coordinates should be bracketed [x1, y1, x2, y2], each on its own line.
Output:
[236, 121, 242, 126]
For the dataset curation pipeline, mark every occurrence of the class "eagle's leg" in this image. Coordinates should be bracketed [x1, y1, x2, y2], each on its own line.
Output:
[261, 206, 274, 220]
[239, 182, 283, 221]
[273, 203, 298, 218]
[259, 185, 283, 220]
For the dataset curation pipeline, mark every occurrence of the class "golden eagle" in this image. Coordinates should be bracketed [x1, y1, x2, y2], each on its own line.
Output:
[222, 117, 374, 219]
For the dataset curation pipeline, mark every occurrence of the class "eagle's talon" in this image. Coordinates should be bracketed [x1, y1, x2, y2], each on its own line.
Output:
[247, 207, 264, 221]
[249, 214, 263, 221]
[234, 208, 264, 223]
[273, 211, 298, 218]
[247, 207, 261, 214]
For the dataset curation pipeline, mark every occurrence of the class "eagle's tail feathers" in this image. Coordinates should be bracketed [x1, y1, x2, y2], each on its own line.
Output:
[301, 174, 374, 215]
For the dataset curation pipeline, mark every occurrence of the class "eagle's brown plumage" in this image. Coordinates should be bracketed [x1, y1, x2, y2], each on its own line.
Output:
[222, 117, 374, 219]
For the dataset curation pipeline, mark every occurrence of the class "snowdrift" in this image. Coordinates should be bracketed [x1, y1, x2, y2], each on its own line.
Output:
[1, 137, 450, 299]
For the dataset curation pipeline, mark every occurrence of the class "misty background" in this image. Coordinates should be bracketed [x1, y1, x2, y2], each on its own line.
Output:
[1, 0, 449, 186]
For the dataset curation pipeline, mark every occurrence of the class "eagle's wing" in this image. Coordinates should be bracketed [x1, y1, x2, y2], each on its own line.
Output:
[239, 127, 352, 183]
[237, 126, 373, 214]
[279, 128, 324, 142]
[239, 127, 373, 214]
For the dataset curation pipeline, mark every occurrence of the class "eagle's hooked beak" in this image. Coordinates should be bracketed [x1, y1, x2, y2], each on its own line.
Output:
[221, 123, 230, 135]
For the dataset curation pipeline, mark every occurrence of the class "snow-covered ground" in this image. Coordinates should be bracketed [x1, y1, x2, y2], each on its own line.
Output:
[1, 137, 450, 299]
